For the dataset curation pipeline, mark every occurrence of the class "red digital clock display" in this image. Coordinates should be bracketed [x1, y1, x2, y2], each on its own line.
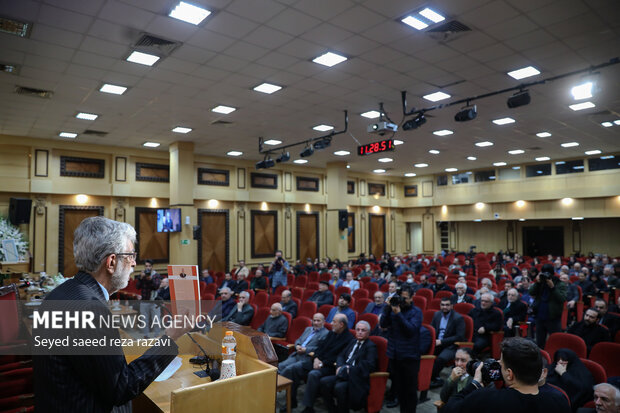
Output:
[358, 139, 395, 156]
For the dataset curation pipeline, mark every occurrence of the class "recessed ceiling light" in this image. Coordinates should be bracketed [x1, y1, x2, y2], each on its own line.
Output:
[561, 142, 579, 148]
[172, 126, 192, 133]
[76, 112, 98, 120]
[419, 8, 445, 23]
[312, 51, 347, 67]
[404, 173, 416, 177]
[571, 217, 584, 220]
[313, 124, 333, 132]
[423, 91, 451, 102]
[507, 66, 540, 80]
[401, 16, 428, 30]
[393, 139, 404, 145]
[536, 156, 550, 161]
[346, 164, 350, 169]
[571, 82, 593, 100]
[601, 122, 613, 127]
[445, 168, 458, 172]
[512, 166, 521, 170]
[433, 129, 453, 136]
[169, 1, 211, 25]
[126, 51, 160, 66]
[361, 110, 381, 119]
[536, 132, 552, 138]
[253, 82, 282, 94]
[334, 150, 350, 156]
[373, 169, 386, 173]
[473, 219, 482, 222]
[492, 117, 516, 125]
[585, 150, 601, 155]
[99, 83, 127, 95]
[264, 139, 282, 145]
[519, 218, 526, 221]
[614, 120, 620, 125]
[59, 132, 77, 138]
[293, 159, 308, 164]
[143, 142, 160, 148]
[414, 163, 428, 168]
[475, 141, 493, 147]
[212, 105, 236, 114]
[600, 155, 615, 159]
[378, 157, 393, 163]
[569, 101, 595, 111]
[467, 156, 477, 160]
[508, 149, 525, 155]
[429, 149, 440, 154]
[226, 150, 243, 157]
[493, 162, 507, 166]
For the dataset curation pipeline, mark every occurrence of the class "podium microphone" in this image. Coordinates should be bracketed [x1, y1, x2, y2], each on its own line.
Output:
[186, 332, 220, 381]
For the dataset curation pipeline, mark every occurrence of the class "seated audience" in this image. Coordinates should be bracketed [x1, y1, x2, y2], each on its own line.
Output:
[498, 280, 516, 303]
[342, 271, 360, 292]
[589, 272, 609, 296]
[200, 269, 214, 284]
[250, 269, 267, 291]
[318, 321, 378, 412]
[234, 259, 250, 280]
[469, 293, 502, 354]
[489, 263, 508, 282]
[418, 274, 432, 290]
[258, 303, 288, 338]
[328, 269, 343, 289]
[280, 289, 298, 319]
[308, 281, 335, 308]
[430, 297, 466, 387]
[385, 281, 399, 301]
[500, 288, 527, 337]
[593, 298, 620, 338]
[326, 293, 356, 329]
[233, 272, 248, 294]
[546, 348, 594, 411]
[440, 347, 474, 403]
[451, 282, 473, 304]
[219, 272, 237, 292]
[575, 270, 594, 297]
[475, 278, 498, 299]
[431, 274, 452, 295]
[363, 291, 386, 316]
[567, 308, 611, 353]
[219, 287, 236, 319]
[560, 273, 580, 312]
[575, 383, 620, 413]
[222, 290, 254, 325]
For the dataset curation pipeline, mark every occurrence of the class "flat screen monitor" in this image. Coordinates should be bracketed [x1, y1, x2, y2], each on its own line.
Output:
[157, 208, 181, 232]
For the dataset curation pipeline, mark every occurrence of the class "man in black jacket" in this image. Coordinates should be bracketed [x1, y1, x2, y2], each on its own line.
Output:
[222, 291, 254, 325]
[500, 288, 527, 337]
[567, 308, 610, 354]
[308, 281, 335, 308]
[593, 298, 620, 339]
[430, 297, 466, 387]
[297, 314, 353, 413]
[280, 289, 298, 318]
[469, 293, 502, 354]
[319, 320, 378, 412]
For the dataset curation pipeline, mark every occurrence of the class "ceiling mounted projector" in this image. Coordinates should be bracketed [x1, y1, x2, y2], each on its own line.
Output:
[367, 121, 398, 135]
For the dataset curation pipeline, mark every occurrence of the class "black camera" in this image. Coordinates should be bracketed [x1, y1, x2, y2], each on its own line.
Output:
[389, 295, 402, 307]
[539, 272, 552, 281]
[466, 358, 502, 384]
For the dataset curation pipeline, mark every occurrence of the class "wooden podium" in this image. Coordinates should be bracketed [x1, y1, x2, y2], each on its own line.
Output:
[131, 322, 278, 413]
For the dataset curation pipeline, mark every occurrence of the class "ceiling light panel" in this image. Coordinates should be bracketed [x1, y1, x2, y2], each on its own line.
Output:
[585, 150, 601, 155]
[126, 51, 160, 66]
[373, 169, 386, 173]
[294, 159, 308, 164]
[76, 112, 98, 120]
[536, 132, 552, 137]
[226, 151, 243, 156]
[493, 162, 506, 166]
[429, 149, 440, 154]
[334, 150, 350, 156]
[536, 156, 550, 161]
[475, 141, 493, 147]
[99, 84, 127, 95]
[312, 52, 347, 67]
[393, 140, 404, 145]
[601, 122, 613, 127]
[404, 173, 416, 177]
[445, 168, 458, 172]
[561, 142, 579, 147]
[467, 156, 477, 160]
[253, 83, 282, 94]
[569, 102, 595, 111]
[212, 105, 236, 114]
[143, 142, 160, 147]
[264, 139, 282, 145]
[423, 91, 451, 102]
[414, 163, 428, 168]
[172, 126, 192, 133]
[507, 66, 540, 80]
[313, 124, 333, 132]
[169, 2, 211, 25]
[508, 149, 524, 155]
[378, 158, 393, 163]
[419, 8, 445, 23]
[571, 82, 593, 100]
[361, 110, 380, 119]
[401, 16, 428, 30]
[433, 129, 453, 136]
[492, 117, 515, 125]
[59, 132, 77, 138]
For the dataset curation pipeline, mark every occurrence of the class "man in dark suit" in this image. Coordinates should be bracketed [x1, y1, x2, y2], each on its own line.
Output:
[222, 290, 254, 325]
[219, 272, 237, 292]
[319, 320, 378, 412]
[307, 281, 334, 308]
[296, 314, 353, 413]
[430, 297, 465, 388]
[500, 288, 527, 337]
[280, 289, 298, 318]
[451, 282, 474, 304]
[469, 293, 502, 354]
[34, 216, 189, 413]
[431, 274, 452, 295]
[568, 308, 611, 353]
[593, 298, 620, 338]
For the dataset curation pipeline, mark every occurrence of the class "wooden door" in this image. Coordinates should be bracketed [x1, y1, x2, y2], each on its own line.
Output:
[297, 213, 318, 261]
[251, 211, 277, 258]
[136, 208, 169, 264]
[59, 206, 103, 276]
[200, 210, 228, 272]
[369, 214, 385, 258]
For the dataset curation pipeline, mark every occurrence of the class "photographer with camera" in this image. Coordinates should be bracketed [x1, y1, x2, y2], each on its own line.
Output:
[269, 250, 290, 293]
[529, 263, 567, 348]
[380, 284, 423, 412]
[443, 337, 571, 413]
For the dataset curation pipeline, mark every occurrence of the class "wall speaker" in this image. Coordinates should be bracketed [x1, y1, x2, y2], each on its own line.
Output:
[338, 210, 348, 230]
[193, 225, 201, 240]
[9, 198, 32, 225]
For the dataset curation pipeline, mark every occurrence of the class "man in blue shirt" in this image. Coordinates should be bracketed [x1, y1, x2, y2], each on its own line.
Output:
[327, 293, 356, 329]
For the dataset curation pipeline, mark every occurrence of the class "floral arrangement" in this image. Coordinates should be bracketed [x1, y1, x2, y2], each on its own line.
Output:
[0, 217, 29, 262]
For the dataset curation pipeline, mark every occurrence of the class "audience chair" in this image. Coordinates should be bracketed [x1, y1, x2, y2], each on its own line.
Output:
[454, 302, 474, 316]
[545, 332, 587, 360]
[306, 282, 319, 291]
[429, 298, 442, 311]
[580, 358, 607, 384]
[291, 287, 304, 300]
[418, 324, 437, 392]
[365, 282, 379, 296]
[435, 291, 453, 300]
[0, 285, 26, 349]
[540, 349, 551, 365]
[252, 291, 269, 308]
[416, 288, 433, 303]
[287, 273, 295, 287]
[250, 306, 271, 330]
[423, 310, 436, 325]
[318, 304, 334, 319]
[272, 316, 312, 348]
[274, 285, 289, 296]
[359, 313, 380, 332]
[412, 296, 427, 311]
[589, 342, 620, 378]
[308, 272, 319, 283]
[301, 289, 316, 303]
[335, 286, 351, 297]
[204, 283, 217, 296]
[353, 288, 369, 300]
[366, 336, 389, 413]
[268, 294, 281, 306]
[294, 275, 308, 289]
[354, 298, 372, 315]
[455, 314, 474, 348]
[298, 301, 317, 319]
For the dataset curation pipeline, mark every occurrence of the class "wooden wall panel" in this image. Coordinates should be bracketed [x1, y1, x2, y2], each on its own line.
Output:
[348, 213, 355, 252]
[58, 206, 103, 276]
[422, 213, 434, 253]
[297, 213, 318, 261]
[200, 210, 228, 272]
[135, 208, 169, 264]
[369, 214, 385, 258]
[251, 211, 277, 258]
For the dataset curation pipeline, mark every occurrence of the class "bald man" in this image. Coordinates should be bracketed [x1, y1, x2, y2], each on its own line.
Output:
[258, 303, 288, 338]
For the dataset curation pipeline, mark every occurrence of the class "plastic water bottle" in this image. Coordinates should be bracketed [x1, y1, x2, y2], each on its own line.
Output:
[222, 331, 236, 361]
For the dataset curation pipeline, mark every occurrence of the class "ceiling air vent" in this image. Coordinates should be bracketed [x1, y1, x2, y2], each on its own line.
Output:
[211, 120, 233, 125]
[427, 20, 471, 42]
[15, 86, 53, 99]
[526, 146, 542, 151]
[0, 16, 32, 38]
[83, 129, 108, 137]
[132, 33, 180, 56]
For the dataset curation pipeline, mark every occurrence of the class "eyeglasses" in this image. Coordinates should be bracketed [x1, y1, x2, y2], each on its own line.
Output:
[115, 251, 137, 260]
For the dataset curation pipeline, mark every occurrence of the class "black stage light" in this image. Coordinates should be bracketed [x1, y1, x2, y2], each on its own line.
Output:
[313, 137, 332, 150]
[276, 151, 290, 163]
[454, 105, 477, 122]
[255, 157, 275, 169]
[507, 90, 530, 108]
[300, 144, 314, 158]
[402, 113, 426, 131]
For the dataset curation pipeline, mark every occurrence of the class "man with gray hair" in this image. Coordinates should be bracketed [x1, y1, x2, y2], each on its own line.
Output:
[222, 290, 254, 325]
[576, 383, 620, 413]
[34, 216, 190, 412]
[451, 282, 473, 304]
[258, 303, 288, 338]
[468, 293, 502, 354]
[280, 289, 298, 318]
